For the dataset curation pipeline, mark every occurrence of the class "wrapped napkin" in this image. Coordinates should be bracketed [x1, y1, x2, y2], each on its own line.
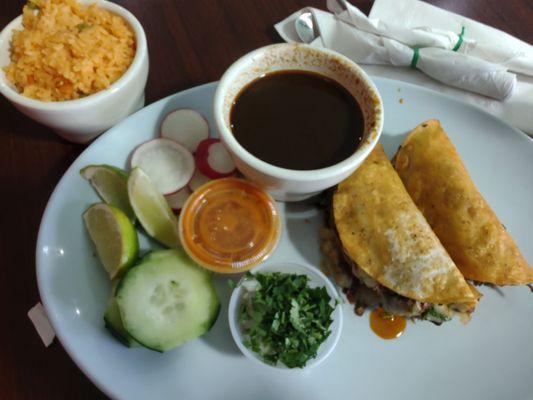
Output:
[367, 0, 533, 77]
[275, 5, 516, 100]
[329, 0, 533, 77]
[275, 0, 533, 135]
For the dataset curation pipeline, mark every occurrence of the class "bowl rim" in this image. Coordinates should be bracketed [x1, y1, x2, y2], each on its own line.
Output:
[227, 261, 343, 371]
[213, 43, 384, 182]
[0, 0, 147, 110]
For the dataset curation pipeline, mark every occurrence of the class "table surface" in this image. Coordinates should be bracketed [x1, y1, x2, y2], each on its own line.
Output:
[1, 0, 531, 398]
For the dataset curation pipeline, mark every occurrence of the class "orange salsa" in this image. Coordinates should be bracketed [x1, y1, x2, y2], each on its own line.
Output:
[179, 178, 280, 273]
[369, 308, 407, 340]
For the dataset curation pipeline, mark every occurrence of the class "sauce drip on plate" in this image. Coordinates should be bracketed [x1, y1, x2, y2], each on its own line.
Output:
[369, 308, 406, 340]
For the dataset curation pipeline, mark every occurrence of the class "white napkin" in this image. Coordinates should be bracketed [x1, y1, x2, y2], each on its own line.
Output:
[275, 0, 533, 135]
[28, 302, 55, 347]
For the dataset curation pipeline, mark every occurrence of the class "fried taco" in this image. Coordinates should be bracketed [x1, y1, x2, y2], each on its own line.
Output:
[393, 120, 533, 286]
[321, 144, 479, 324]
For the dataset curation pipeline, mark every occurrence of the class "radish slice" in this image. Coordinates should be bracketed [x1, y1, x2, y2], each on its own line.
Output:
[195, 139, 236, 179]
[160, 109, 210, 153]
[131, 138, 195, 195]
[165, 186, 191, 213]
[188, 169, 213, 192]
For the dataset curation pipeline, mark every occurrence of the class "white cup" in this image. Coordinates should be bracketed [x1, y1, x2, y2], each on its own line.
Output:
[228, 262, 343, 371]
[0, 0, 148, 144]
[214, 43, 383, 201]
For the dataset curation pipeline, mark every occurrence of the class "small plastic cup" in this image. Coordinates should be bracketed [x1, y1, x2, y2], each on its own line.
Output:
[179, 177, 281, 274]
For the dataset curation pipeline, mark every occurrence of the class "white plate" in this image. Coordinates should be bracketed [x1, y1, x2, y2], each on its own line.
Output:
[37, 78, 533, 400]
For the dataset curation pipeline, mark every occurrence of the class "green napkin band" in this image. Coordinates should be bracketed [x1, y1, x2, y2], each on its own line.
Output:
[410, 47, 420, 69]
[411, 27, 465, 69]
[453, 26, 466, 51]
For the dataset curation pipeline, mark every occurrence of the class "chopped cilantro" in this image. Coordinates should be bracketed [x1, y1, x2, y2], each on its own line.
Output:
[77, 22, 92, 32]
[227, 279, 236, 289]
[26, 1, 39, 10]
[424, 306, 451, 323]
[239, 272, 335, 368]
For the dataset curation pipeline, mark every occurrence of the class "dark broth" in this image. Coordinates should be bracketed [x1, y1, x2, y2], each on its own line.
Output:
[230, 70, 364, 170]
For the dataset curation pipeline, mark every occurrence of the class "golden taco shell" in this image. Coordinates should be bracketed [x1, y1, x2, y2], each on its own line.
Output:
[333, 144, 478, 304]
[394, 120, 533, 285]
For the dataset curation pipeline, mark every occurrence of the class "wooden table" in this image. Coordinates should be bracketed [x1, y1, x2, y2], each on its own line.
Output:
[0, 0, 531, 398]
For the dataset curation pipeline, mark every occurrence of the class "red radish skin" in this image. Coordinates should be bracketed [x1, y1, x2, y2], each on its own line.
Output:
[165, 186, 191, 213]
[130, 138, 195, 195]
[195, 139, 236, 179]
[160, 109, 210, 153]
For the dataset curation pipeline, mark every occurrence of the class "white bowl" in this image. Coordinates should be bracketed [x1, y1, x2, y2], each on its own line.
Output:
[228, 262, 343, 371]
[214, 43, 383, 201]
[0, 0, 148, 143]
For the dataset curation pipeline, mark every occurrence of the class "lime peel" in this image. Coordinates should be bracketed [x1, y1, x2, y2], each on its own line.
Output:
[80, 164, 135, 222]
[83, 203, 139, 279]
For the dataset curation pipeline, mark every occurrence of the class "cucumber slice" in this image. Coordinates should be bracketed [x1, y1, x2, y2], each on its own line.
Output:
[116, 249, 220, 352]
[104, 295, 140, 348]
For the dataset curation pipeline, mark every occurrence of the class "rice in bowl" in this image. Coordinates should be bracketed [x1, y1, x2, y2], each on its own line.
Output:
[3, 0, 136, 101]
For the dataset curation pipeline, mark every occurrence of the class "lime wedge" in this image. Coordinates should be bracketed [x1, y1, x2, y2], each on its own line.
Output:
[83, 203, 139, 279]
[80, 165, 135, 221]
[128, 167, 181, 248]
